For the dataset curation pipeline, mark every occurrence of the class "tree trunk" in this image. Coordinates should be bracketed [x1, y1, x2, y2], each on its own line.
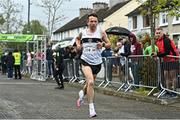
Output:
[149, 0, 155, 52]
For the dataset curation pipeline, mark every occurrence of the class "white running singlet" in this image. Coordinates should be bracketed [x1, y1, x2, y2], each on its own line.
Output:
[80, 27, 103, 65]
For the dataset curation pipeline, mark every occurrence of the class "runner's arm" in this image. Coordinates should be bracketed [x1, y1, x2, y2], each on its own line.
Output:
[101, 31, 111, 48]
[75, 32, 82, 51]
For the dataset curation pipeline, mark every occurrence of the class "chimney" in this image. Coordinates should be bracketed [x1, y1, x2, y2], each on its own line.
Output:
[93, 2, 108, 12]
[109, 0, 128, 8]
[79, 8, 93, 18]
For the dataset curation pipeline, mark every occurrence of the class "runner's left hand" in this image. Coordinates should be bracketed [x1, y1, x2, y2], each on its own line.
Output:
[97, 42, 103, 49]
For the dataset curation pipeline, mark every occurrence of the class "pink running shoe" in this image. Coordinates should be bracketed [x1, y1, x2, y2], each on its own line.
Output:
[89, 112, 97, 118]
[76, 99, 84, 108]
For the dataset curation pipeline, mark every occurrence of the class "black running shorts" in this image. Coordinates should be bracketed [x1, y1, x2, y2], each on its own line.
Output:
[80, 59, 101, 75]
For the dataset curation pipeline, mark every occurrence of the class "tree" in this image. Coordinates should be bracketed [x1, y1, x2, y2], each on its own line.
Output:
[22, 20, 47, 35]
[0, 0, 23, 33]
[137, 0, 180, 86]
[0, 15, 5, 33]
[0, 15, 5, 25]
[137, 0, 180, 51]
[38, 0, 70, 36]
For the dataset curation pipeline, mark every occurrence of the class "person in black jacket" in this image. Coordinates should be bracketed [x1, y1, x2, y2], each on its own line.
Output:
[119, 37, 131, 57]
[46, 45, 54, 78]
[5, 51, 15, 79]
[1, 53, 7, 75]
[54, 46, 65, 89]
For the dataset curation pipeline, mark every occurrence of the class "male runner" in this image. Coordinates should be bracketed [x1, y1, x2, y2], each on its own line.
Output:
[75, 13, 111, 118]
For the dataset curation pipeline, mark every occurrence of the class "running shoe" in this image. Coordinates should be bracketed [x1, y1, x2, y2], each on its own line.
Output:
[89, 112, 97, 118]
[76, 98, 84, 108]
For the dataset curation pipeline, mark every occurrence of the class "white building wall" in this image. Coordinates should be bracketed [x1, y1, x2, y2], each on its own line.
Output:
[128, 15, 150, 35]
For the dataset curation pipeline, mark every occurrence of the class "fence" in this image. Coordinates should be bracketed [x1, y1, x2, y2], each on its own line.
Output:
[157, 55, 180, 98]
[20, 54, 180, 99]
[61, 55, 180, 99]
[121, 55, 159, 95]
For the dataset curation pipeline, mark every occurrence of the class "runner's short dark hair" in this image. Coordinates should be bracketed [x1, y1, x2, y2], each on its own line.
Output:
[87, 13, 99, 20]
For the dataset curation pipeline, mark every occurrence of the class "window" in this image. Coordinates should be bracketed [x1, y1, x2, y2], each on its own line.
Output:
[132, 16, 137, 29]
[143, 15, 150, 28]
[159, 13, 168, 26]
[172, 16, 180, 25]
[175, 16, 179, 21]
[68, 31, 70, 37]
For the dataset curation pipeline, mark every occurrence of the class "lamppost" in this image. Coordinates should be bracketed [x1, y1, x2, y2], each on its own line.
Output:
[27, 0, 31, 33]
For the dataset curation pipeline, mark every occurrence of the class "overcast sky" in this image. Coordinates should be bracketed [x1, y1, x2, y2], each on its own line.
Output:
[17, 0, 109, 29]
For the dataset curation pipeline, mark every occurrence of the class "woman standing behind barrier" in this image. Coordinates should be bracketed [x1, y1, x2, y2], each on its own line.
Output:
[117, 38, 125, 73]
[75, 13, 111, 118]
[129, 33, 143, 85]
[119, 37, 132, 81]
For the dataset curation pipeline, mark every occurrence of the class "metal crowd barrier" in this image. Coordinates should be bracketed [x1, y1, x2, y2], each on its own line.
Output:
[21, 60, 33, 75]
[67, 58, 106, 85]
[96, 57, 107, 87]
[63, 59, 75, 81]
[117, 55, 159, 96]
[98, 56, 125, 89]
[25, 54, 179, 99]
[67, 59, 86, 84]
[157, 55, 180, 98]
[21, 60, 28, 74]
[30, 59, 47, 81]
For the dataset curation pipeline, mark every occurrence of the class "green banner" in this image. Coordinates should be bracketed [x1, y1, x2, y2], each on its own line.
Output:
[0, 34, 33, 42]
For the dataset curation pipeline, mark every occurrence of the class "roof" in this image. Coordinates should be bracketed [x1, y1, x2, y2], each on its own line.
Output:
[103, 0, 130, 18]
[125, 6, 140, 16]
[126, 5, 148, 17]
[53, 1, 130, 34]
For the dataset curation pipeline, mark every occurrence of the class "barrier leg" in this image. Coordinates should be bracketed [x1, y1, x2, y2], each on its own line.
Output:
[125, 85, 132, 92]
[117, 83, 126, 91]
[98, 81, 105, 87]
[147, 87, 156, 96]
[103, 81, 110, 88]
[157, 89, 166, 98]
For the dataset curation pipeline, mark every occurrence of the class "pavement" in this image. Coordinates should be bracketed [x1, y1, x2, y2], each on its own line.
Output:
[0, 75, 180, 119]
[69, 81, 180, 109]
[46, 75, 180, 109]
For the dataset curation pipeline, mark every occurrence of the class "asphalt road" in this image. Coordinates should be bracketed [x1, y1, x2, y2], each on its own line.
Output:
[0, 75, 180, 119]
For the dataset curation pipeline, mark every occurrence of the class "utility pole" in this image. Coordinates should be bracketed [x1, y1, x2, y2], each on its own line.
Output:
[28, 0, 31, 33]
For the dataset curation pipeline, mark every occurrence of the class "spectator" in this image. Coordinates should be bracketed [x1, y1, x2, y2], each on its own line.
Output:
[129, 33, 143, 85]
[117, 39, 126, 75]
[144, 44, 159, 55]
[46, 45, 54, 78]
[1, 53, 7, 75]
[119, 37, 131, 57]
[153, 27, 179, 98]
[54, 46, 65, 89]
[13, 49, 22, 79]
[101, 44, 112, 81]
[5, 51, 15, 79]
[26, 50, 32, 74]
[129, 33, 142, 55]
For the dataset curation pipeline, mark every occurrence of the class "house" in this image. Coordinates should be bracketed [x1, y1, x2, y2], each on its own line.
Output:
[52, 2, 109, 41]
[157, 13, 180, 46]
[126, 6, 180, 47]
[126, 6, 151, 35]
[52, 0, 140, 41]
[102, 0, 141, 29]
